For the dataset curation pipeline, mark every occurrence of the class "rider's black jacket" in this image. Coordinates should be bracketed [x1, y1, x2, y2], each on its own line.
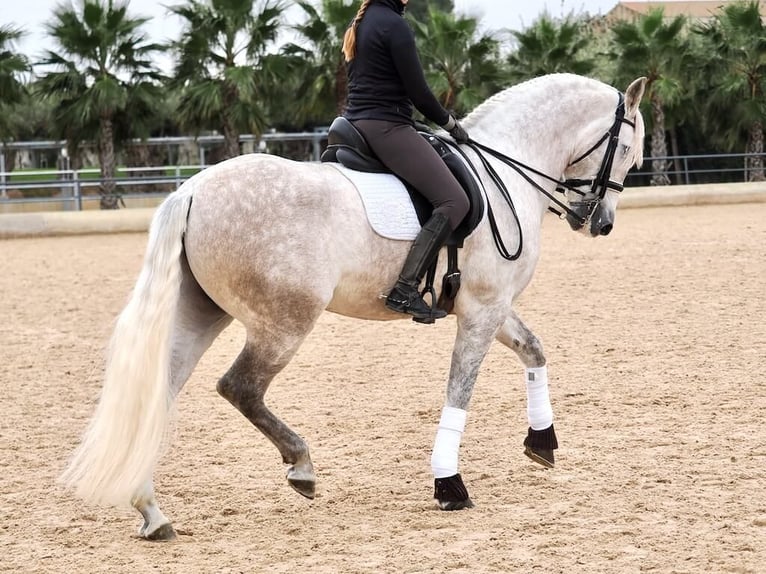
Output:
[343, 0, 450, 127]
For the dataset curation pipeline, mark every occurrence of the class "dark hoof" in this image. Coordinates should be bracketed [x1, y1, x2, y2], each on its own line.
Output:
[437, 498, 475, 511]
[144, 522, 177, 541]
[523, 425, 558, 468]
[288, 477, 316, 499]
[434, 474, 474, 511]
[524, 446, 555, 468]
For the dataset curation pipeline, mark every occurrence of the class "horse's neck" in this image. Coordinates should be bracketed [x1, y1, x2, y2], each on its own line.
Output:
[466, 75, 609, 174]
[464, 75, 611, 220]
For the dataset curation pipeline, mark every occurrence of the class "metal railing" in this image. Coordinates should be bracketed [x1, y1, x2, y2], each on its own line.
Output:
[0, 130, 330, 209]
[625, 152, 765, 186]
[0, 166, 201, 210]
[1, 145, 764, 211]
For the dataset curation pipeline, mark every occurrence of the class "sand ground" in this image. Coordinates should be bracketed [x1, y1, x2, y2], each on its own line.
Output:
[1, 203, 765, 573]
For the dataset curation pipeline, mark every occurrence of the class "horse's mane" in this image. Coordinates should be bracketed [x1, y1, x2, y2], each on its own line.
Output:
[465, 73, 602, 126]
[465, 73, 645, 168]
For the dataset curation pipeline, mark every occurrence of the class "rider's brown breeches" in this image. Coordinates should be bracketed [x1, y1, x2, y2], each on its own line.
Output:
[352, 119, 469, 230]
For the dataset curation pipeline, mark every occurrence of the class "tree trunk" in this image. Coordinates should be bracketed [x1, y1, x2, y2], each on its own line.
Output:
[746, 120, 764, 182]
[5, 148, 17, 173]
[650, 93, 671, 186]
[443, 83, 455, 111]
[221, 84, 240, 160]
[222, 118, 240, 160]
[335, 56, 348, 116]
[98, 117, 120, 210]
[669, 127, 683, 185]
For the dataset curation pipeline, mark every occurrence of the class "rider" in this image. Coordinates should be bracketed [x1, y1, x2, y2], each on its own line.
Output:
[342, 0, 470, 321]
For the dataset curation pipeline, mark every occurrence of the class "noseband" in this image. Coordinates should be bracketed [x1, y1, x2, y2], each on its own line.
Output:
[443, 91, 635, 260]
[560, 92, 636, 221]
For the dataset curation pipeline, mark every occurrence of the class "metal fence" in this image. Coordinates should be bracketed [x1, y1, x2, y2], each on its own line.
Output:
[0, 131, 329, 210]
[626, 152, 766, 186]
[1, 131, 764, 211]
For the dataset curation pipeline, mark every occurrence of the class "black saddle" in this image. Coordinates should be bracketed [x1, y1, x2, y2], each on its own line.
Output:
[320, 117, 484, 246]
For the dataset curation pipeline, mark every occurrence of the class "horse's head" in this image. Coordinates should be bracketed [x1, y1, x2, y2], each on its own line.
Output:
[560, 77, 646, 237]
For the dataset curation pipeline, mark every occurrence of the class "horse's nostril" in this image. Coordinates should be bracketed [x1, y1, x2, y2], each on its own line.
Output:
[600, 223, 613, 236]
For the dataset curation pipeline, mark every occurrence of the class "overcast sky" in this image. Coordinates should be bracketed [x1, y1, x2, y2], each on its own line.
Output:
[6, 0, 621, 69]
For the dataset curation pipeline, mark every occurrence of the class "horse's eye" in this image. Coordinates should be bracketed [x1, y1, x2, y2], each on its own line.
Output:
[621, 144, 630, 156]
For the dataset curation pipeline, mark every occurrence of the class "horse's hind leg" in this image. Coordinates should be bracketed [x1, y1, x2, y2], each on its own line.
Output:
[216, 319, 323, 499]
[134, 255, 233, 540]
[495, 311, 558, 468]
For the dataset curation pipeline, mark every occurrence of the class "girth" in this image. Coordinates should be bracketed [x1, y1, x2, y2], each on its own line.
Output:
[320, 117, 484, 247]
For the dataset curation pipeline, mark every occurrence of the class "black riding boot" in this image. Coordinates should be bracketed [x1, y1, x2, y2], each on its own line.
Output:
[385, 212, 452, 321]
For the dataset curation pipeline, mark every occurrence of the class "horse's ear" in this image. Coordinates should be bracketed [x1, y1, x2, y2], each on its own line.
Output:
[625, 77, 647, 118]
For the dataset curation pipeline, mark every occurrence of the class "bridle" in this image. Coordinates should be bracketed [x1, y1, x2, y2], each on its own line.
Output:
[559, 91, 636, 221]
[444, 92, 636, 261]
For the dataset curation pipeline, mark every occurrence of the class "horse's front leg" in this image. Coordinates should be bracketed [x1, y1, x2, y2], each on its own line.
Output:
[431, 309, 505, 510]
[495, 311, 558, 468]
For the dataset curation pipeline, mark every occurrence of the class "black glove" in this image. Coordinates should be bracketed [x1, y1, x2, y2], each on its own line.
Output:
[442, 115, 469, 143]
[450, 121, 470, 144]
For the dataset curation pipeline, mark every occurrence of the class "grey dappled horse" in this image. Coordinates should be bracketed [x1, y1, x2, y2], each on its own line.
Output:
[61, 73, 646, 540]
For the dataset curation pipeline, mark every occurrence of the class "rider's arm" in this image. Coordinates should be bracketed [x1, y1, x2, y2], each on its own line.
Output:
[389, 20, 451, 127]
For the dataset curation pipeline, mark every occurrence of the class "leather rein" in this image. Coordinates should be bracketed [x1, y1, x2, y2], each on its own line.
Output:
[442, 92, 635, 261]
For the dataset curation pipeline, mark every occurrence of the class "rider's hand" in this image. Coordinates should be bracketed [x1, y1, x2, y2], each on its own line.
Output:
[442, 115, 469, 144]
[449, 121, 470, 144]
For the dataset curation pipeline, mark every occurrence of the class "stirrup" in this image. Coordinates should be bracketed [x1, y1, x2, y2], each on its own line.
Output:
[412, 285, 446, 324]
[385, 284, 446, 322]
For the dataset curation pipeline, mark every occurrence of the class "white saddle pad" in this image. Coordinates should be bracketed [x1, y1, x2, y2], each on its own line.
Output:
[328, 163, 421, 240]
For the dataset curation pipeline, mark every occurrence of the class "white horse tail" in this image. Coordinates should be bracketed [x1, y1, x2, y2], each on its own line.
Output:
[60, 184, 195, 507]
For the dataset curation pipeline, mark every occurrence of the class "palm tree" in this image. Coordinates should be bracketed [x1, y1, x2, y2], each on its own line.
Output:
[281, 0, 358, 124]
[36, 0, 165, 209]
[411, 8, 504, 116]
[168, 0, 285, 160]
[694, 0, 766, 181]
[610, 8, 687, 186]
[406, 0, 454, 24]
[0, 25, 31, 145]
[506, 14, 595, 83]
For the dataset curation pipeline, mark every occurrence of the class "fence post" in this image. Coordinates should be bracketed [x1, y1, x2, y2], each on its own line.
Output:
[0, 150, 6, 199]
[74, 170, 82, 211]
[312, 133, 320, 162]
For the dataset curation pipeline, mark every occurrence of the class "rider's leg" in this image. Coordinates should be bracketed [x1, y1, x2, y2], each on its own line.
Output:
[353, 120, 469, 319]
[385, 211, 452, 319]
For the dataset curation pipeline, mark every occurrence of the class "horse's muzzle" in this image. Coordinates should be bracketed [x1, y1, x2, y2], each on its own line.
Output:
[566, 203, 614, 236]
[590, 203, 614, 236]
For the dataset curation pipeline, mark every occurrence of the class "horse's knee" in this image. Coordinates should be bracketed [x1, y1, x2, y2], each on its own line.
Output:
[512, 335, 545, 366]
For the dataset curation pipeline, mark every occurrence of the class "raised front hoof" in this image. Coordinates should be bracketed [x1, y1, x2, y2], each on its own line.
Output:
[523, 425, 558, 468]
[524, 446, 555, 468]
[434, 474, 474, 511]
[140, 521, 177, 541]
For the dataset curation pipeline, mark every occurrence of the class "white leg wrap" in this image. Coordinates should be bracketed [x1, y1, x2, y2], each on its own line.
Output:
[526, 366, 553, 430]
[430, 406, 467, 479]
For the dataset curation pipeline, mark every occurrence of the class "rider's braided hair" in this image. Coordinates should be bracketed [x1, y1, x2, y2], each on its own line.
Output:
[342, 0, 373, 62]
